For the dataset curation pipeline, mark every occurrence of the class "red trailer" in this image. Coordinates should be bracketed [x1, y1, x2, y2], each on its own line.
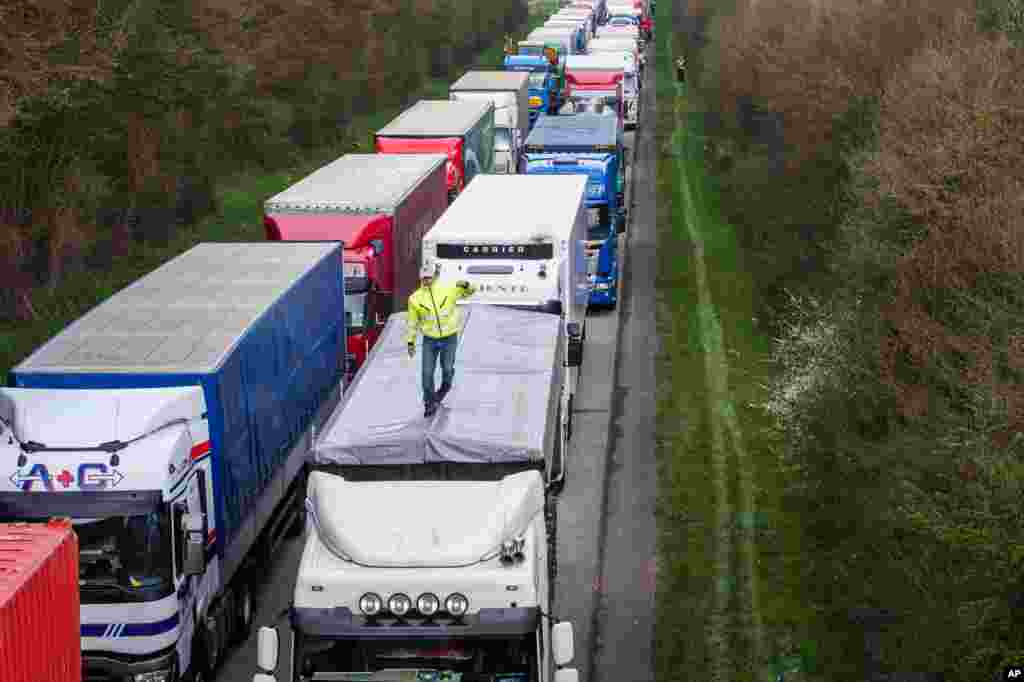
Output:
[0, 518, 80, 682]
[264, 154, 449, 381]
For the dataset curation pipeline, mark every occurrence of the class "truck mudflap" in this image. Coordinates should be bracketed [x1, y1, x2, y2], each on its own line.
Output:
[292, 606, 539, 639]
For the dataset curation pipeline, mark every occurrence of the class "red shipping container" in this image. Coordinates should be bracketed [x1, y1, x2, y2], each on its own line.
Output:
[0, 518, 81, 682]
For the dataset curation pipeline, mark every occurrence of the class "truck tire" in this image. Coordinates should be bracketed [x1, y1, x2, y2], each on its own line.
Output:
[287, 497, 307, 538]
[286, 474, 308, 538]
[189, 646, 212, 682]
[200, 615, 221, 678]
[233, 581, 254, 645]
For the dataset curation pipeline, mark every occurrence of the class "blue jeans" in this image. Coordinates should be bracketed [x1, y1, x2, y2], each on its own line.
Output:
[422, 333, 458, 405]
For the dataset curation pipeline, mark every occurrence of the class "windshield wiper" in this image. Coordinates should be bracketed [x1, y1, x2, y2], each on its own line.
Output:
[19, 414, 205, 454]
[79, 581, 132, 597]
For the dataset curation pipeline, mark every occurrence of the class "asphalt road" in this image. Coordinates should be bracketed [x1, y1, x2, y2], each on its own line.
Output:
[215, 51, 658, 682]
[553, 46, 657, 682]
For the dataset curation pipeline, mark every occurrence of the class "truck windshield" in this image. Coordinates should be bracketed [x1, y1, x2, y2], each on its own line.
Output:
[570, 96, 619, 114]
[345, 292, 369, 332]
[297, 637, 536, 682]
[74, 511, 174, 603]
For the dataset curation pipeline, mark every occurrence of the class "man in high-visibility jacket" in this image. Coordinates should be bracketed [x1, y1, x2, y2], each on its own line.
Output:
[406, 263, 477, 418]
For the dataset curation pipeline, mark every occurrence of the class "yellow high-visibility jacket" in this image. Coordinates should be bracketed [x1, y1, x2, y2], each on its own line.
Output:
[406, 281, 476, 344]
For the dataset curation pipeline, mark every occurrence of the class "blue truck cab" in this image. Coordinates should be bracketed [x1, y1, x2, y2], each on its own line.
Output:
[504, 55, 558, 129]
[521, 113, 626, 308]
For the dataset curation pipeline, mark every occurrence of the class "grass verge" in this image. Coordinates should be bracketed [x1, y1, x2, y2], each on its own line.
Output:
[0, 8, 552, 379]
[654, 5, 837, 681]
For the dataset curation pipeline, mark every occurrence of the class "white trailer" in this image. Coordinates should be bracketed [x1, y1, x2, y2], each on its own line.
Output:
[544, 17, 590, 48]
[421, 174, 589, 433]
[588, 36, 644, 71]
[595, 22, 643, 50]
[554, 8, 596, 36]
[251, 471, 580, 682]
[450, 71, 531, 175]
[527, 28, 580, 57]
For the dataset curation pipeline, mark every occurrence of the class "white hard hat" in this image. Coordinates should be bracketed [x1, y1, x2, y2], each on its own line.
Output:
[420, 263, 435, 279]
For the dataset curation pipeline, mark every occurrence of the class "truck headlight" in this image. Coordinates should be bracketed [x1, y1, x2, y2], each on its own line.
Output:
[417, 592, 440, 615]
[134, 670, 172, 682]
[359, 592, 383, 615]
[445, 592, 469, 616]
[387, 592, 412, 616]
[587, 184, 603, 197]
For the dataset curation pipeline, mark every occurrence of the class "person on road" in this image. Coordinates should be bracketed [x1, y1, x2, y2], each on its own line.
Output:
[406, 263, 476, 418]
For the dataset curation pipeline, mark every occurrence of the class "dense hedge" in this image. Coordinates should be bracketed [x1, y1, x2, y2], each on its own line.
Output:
[0, 0, 528, 316]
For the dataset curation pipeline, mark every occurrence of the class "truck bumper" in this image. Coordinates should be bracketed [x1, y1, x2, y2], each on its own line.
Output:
[82, 646, 177, 682]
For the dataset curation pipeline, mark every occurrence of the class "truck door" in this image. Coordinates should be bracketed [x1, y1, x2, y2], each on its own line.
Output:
[172, 472, 209, 676]
[172, 499, 196, 675]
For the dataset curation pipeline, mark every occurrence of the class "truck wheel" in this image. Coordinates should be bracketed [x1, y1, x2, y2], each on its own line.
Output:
[287, 499, 307, 538]
[200, 616, 221, 677]
[286, 476, 308, 538]
[233, 582, 254, 644]
[190, 646, 212, 682]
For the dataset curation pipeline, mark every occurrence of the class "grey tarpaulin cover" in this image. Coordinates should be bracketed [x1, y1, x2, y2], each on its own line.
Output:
[311, 304, 563, 466]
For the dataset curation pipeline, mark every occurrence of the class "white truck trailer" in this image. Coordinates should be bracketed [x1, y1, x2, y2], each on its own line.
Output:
[420, 175, 589, 436]
[251, 470, 580, 682]
[310, 304, 568, 488]
[450, 71, 531, 176]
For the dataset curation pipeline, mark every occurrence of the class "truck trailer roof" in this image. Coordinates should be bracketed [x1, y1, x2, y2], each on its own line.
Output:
[11, 242, 341, 375]
[312, 304, 562, 468]
[423, 174, 587, 243]
[525, 113, 620, 150]
[264, 154, 447, 214]
[450, 70, 529, 93]
[376, 99, 493, 138]
[566, 53, 631, 71]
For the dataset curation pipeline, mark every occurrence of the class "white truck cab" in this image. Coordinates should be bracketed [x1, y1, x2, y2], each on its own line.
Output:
[252, 471, 579, 682]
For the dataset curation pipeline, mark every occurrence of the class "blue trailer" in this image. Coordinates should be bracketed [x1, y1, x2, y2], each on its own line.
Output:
[0, 242, 345, 682]
[504, 54, 560, 128]
[521, 113, 626, 308]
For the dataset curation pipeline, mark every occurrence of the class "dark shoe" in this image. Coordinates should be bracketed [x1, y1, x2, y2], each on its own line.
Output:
[436, 383, 452, 404]
[424, 401, 438, 418]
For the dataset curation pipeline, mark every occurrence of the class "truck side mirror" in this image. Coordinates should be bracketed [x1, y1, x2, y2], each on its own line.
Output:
[555, 670, 580, 682]
[181, 512, 206, 576]
[552, 621, 575, 665]
[257, 626, 280, 673]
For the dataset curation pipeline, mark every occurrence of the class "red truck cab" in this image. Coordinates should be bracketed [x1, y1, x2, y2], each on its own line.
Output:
[264, 154, 449, 384]
[375, 100, 496, 205]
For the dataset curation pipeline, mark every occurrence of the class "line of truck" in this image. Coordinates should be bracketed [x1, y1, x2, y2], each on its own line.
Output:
[0, 3, 652, 681]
